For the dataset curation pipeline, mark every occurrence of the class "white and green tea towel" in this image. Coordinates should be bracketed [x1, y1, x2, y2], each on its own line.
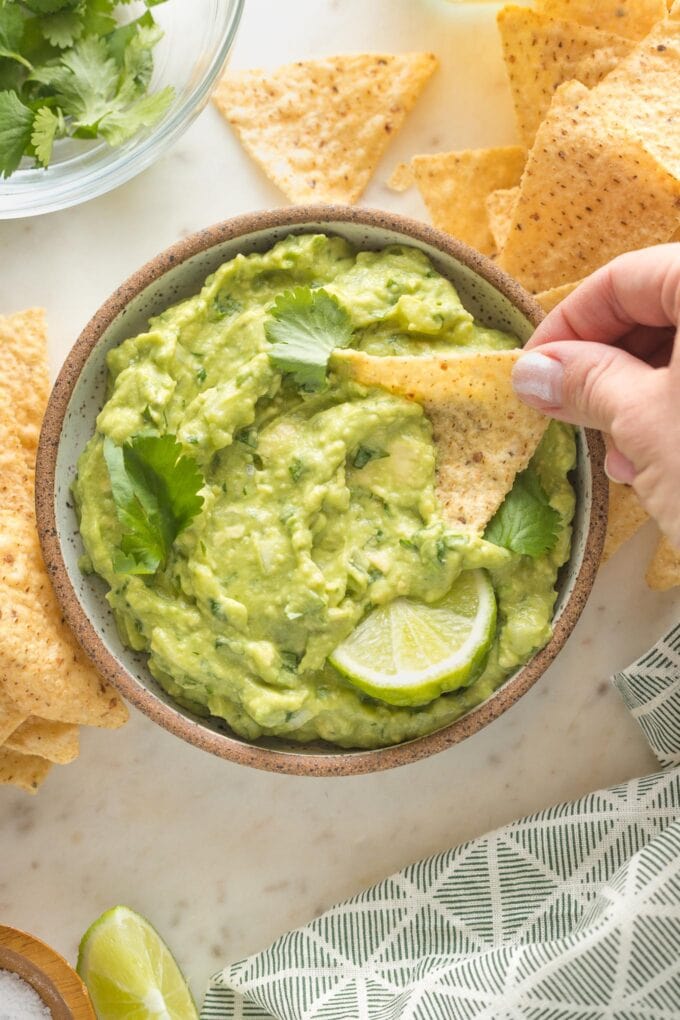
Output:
[203, 622, 680, 1020]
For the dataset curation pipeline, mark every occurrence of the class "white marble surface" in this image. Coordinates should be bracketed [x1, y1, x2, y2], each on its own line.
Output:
[1, 0, 679, 1006]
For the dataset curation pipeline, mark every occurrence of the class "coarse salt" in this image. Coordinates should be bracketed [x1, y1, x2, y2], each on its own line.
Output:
[0, 969, 52, 1019]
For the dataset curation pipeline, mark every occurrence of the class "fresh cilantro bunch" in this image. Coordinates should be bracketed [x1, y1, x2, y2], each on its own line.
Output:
[485, 467, 560, 558]
[265, 287, 354, 390]
[103, 433, 204, 576]
[0, 0, 173, 177]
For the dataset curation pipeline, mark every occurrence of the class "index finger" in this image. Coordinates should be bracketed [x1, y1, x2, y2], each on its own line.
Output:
[526, 243, 680, 350]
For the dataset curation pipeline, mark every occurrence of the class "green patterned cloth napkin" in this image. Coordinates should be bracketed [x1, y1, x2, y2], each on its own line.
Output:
[202, 623, 680, 1020]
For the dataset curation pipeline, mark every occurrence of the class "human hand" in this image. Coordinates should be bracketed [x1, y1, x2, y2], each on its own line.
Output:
[511, 244, 680, 548]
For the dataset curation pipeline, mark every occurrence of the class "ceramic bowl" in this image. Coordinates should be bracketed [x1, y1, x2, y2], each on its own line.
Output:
[0, 925, 95, 1019]
[36, 206, 608, 776]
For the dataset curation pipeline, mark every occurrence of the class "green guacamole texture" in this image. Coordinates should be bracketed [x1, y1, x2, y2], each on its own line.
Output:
[73, 234, 576, 749]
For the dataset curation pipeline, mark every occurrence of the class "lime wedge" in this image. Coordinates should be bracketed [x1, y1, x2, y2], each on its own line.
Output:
[77, 905, 198, 1020]
[330, 569, 496, 706]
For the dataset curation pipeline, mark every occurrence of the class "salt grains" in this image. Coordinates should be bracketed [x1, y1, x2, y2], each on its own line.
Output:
[0, 969, 52, 1019]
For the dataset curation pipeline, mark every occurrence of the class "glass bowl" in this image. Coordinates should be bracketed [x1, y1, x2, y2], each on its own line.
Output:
[0, 0, 243, 219]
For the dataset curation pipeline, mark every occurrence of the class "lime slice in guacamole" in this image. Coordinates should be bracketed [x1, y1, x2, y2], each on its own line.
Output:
[77, 905, 198, 1020]
[330, 569, 497, 707]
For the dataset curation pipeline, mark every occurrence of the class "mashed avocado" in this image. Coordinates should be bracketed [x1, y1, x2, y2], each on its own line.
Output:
[73, 234, 576, 748]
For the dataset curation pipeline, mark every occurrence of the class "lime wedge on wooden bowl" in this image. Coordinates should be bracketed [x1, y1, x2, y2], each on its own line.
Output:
[77, 905, 198, 1020]
[330, 569, 497, 707]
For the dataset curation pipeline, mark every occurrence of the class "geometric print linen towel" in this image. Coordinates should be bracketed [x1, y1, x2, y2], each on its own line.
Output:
[202, 622, 680, 1020]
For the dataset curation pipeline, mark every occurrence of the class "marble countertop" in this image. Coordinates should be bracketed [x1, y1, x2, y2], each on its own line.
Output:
[1, 0, 679, 1006]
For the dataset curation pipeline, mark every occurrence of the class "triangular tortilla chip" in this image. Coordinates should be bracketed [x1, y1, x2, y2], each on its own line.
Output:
[646, 534, 680, 590]
[486, 186, 520, 253]
[336, 349, 548, 532]
[5, 718, 79, 764]
[214, 53, 437, 203]
[498, 81, 680, 292]
[577, 18, 680, 181]
[535, 0, 667, 39]
[602, 482, 649, 562]
[0, 394, 127, 729]
[403, 147, 526, 255]
[0, 309, 49, 471]
[498, 6, 634, 146]
[0, 747, 51, 793]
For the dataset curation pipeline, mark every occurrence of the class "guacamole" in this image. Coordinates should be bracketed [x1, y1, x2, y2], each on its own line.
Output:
[74, 234, 576, 748]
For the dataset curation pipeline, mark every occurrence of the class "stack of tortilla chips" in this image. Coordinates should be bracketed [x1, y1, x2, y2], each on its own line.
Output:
[390, 0, 680, 589]
[0, 310, 127, 794]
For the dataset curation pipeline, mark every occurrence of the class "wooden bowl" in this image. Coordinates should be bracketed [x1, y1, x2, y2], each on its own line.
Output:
[0, 926, 95, 1019]
[35, 205, 608, 776]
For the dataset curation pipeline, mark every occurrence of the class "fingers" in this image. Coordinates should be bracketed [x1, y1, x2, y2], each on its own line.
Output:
[604, 445, 636, 485]
[527, 244, 680, 350]
[512, 341, 655, 434]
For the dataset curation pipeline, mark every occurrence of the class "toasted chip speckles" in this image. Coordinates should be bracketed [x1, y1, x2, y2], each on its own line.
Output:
[498, 81, 680, 292]
[0, 747, 51, 793]
[646, 534, 680, 590]
[403, 147, 526, 255]
[535, 279, 583, 312]
[214, 53, 437, 204]
[0, 691, 27, 745]
[536, 0, 667, 39]
[578, 18, 680, 181]
[0, 391, 128, 729]
[602, 482, 650, 562]
[498, 6, 634, 146]
[5, 718, 80, 764]
[336, 349, 548, 532]
[486, 186, 519, 253]
[0, 309, 49, 470]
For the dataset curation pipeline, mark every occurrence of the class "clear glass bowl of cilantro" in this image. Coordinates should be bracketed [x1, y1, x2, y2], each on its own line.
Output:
[0, 0, 243, 218]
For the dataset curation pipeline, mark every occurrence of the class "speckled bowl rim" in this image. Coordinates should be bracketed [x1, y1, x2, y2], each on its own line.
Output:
[36, 205, 608, 777]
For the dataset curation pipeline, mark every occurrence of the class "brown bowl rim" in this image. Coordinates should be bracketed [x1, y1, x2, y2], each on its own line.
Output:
[0, 924, 96, 1019]
[35, 204, 608, 777]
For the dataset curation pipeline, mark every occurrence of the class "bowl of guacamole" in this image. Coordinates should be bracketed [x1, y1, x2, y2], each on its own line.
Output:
[36, 207, 608, 775]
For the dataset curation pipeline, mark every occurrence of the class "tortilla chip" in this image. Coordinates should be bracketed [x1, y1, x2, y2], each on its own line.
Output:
[0, 748, 51, 793]
[388, 162, 415, 192]
[0, 691, 27, 745]
[602, 482, 649, 562]
[0, 309, 49, 470]
[336, 349, 548, 532]
[534, 279, 583, 312]
[535, 0, 667, 39]
[214, 53, 437, 204]
[498, 6, 634, 146]
[5, 718, 79, 764]
[486, 186, 519, 252]
[646, 534, 680, 590]
[404, 147, 526, 255]
[0, 396, 127, 729]
[577, 18, 680, 181]
[498, 81, 680, 292]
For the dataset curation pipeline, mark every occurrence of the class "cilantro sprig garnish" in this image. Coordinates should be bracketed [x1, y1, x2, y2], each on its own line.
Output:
[0, 0, 173, 178]
[103, 434, 204, 576]
[485, 468, 560, 558]
[264, 287, 354, 391]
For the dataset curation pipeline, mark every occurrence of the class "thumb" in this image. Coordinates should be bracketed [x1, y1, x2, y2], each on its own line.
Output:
[511, 341, 655, 433]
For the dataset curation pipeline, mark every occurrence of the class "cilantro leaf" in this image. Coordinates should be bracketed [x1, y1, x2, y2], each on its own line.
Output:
[265, 287, 354, 390]
[31, 104, 64, 165]
[98, 84, 172, 145]
[352, 445, 389, 469]
[485, 468, 560, 558]
[0, 6, 25, 53]
[103, 434, 204, 576]
[40, 10, 84, 49]
[22, 0, 80, 14]
[0, 89, 34, 177]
